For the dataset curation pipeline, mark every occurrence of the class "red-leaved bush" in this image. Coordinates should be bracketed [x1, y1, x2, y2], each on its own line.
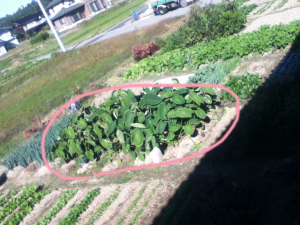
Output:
[132, 42, 160, 62]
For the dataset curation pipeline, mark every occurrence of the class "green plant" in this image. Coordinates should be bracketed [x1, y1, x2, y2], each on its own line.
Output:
[123, 21, 300, 79]
[2, 114, 73, 170]
[86, 187, 121, 225]
[161, 2, 250, 53]
[0, 59, 12, 71]
[30, 32, 50, 45]
[189, 63, 226, 84]
[221, 73, 262, 102]
[274, 0, 289, 10]
[0, 185, 49, 222]
[35, 189, 78, 225]
[52, 85, 216, 163]
[59, 188, 100, 225]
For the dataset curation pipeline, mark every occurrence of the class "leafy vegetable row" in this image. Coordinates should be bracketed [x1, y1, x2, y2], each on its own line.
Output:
[35, 189, 78, 225]
[51, 85, 216, 163]
[123, 21, 300, 80]
[117, 186, 146, 225]
[0, 185, 40, 222]
[85, 187, 121, 225]
[59, 188, 100, 225]
[3, 189, 51, 225]
[0, 190, 18, 207]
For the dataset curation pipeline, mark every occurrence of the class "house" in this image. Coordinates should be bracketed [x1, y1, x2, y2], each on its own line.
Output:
[0, 28, 20, 56]
[46, 0, 112, 32]
[13, 11, 49, 34]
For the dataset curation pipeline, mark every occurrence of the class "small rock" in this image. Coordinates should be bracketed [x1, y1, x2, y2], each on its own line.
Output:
[77, 163, 90, 174]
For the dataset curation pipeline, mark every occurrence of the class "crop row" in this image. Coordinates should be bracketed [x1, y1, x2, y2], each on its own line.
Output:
[0, 190, 18, 207]
[123, 21, 300, 80]
[35, 189, 78, 225]
[58, 188, 100, 225]
[85, 187, 121, 225]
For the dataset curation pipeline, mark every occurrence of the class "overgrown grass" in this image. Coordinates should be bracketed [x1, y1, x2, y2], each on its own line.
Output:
[0, 18, 180, 160]
[28, 0, 147, 59]
[0, 59, 12, 70]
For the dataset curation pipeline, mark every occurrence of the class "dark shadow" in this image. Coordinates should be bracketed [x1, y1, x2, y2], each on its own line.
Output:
[152, 33, 300, 225]
[0, 173, 7, 186]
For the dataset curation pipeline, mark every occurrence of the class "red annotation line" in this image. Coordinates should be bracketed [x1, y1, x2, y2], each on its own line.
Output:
[41, 83, 240, 180]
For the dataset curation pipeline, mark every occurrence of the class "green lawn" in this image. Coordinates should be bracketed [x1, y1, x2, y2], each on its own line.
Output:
[0, 59, 12, 70]
[28, 0, 146, 59]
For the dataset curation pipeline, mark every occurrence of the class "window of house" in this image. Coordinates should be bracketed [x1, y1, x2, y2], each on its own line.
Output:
[90, 1, 101, 12]
[101, 0, 107, 8]
[70, 12, 83, 23]
[59, 18, 66, 25]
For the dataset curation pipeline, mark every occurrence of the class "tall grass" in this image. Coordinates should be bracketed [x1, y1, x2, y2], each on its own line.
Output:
[0, 18, 181, 161]
[0, 59, 12, 70]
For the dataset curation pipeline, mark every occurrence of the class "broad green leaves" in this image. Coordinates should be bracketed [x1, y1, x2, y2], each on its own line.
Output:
[53, 87, 215, 163]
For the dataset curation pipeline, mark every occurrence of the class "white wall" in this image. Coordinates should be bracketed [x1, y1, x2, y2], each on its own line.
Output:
[0, 46, 7, 57]
[0, 31, 20, 46]
[50, 0, 83, 16]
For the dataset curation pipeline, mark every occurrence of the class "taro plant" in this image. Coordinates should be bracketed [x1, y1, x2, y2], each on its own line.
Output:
[52, 82, 217, 163]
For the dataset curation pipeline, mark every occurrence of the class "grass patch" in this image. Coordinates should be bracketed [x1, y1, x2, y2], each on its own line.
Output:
[28, 0, 147, 59]
[0, 18, 180, 162]
[0, 59, 12, 70]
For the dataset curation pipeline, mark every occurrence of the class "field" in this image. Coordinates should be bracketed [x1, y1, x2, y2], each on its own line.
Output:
[1, 0, 300, 224]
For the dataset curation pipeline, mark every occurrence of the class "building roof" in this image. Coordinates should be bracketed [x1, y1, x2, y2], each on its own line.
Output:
[13, 12, 44, 25]
[50, 3, 84, 21]
[46, 0, 64, 10]
[0, 28, 11, 36]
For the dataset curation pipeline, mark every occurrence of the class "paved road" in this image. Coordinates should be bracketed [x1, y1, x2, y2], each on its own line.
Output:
[35, 0, 222, 61]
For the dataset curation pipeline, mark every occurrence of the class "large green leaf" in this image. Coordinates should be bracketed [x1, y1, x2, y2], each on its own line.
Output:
[86, 137, 96, 146]
[183, 125, 195, 135]
[93, 123, 102, 139]
[85, 150, 94, 161]
[200, 87, 215, 95]
[131, 123, 146, 128]
[138, 153, 145, 161]
[156, 121, 167, 134]
[189, 118, 201, 125]
[100, 139, 113, 149]
[174, 88, 188, 95]
[64, 126, 76, 139]
[143, 93, 162, 105]
[138, 113, 145, 123]
[145, 117, 154, 130]
[167, 133, 175, 141]
[204, 95, 213, 104]
[194, 109, 206, 119]
[160, 90, 174, 99]
[77, 119, 87, 130]
[121, 97, 131, 109]
[124, 111, 134, 129]
[131, 129, 144, 147]
[117, 129, 125, 144]
[189, 91, 204, 106]
[100, 113, 113, 123]
[69, 140, 83, 155]
[169, 123, 181, 132]
[175, 107, 193, 118]
[55, 149, 65, 159]
[167, 110, 177, 118]
[172, 95, 185, 105]
[118, 118, 125, 130]
[107, 120, 117, 134]
[157, 103, 167, 120]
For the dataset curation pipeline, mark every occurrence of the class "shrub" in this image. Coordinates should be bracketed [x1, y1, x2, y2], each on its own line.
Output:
[132, 42, 160, 61]
[161, 3, 249, 53]
[154, 36, 166, 48]
[189, 63, 226, 84]
[52, 85, 217, 163]
[30, 32, 50, 45]
[221, 73, 262, 102]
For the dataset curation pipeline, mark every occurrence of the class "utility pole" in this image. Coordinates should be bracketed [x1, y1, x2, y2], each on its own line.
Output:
[36, 0, 66, 52]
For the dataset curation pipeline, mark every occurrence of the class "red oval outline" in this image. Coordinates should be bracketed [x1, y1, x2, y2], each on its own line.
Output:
[41, 84, 240, 180]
